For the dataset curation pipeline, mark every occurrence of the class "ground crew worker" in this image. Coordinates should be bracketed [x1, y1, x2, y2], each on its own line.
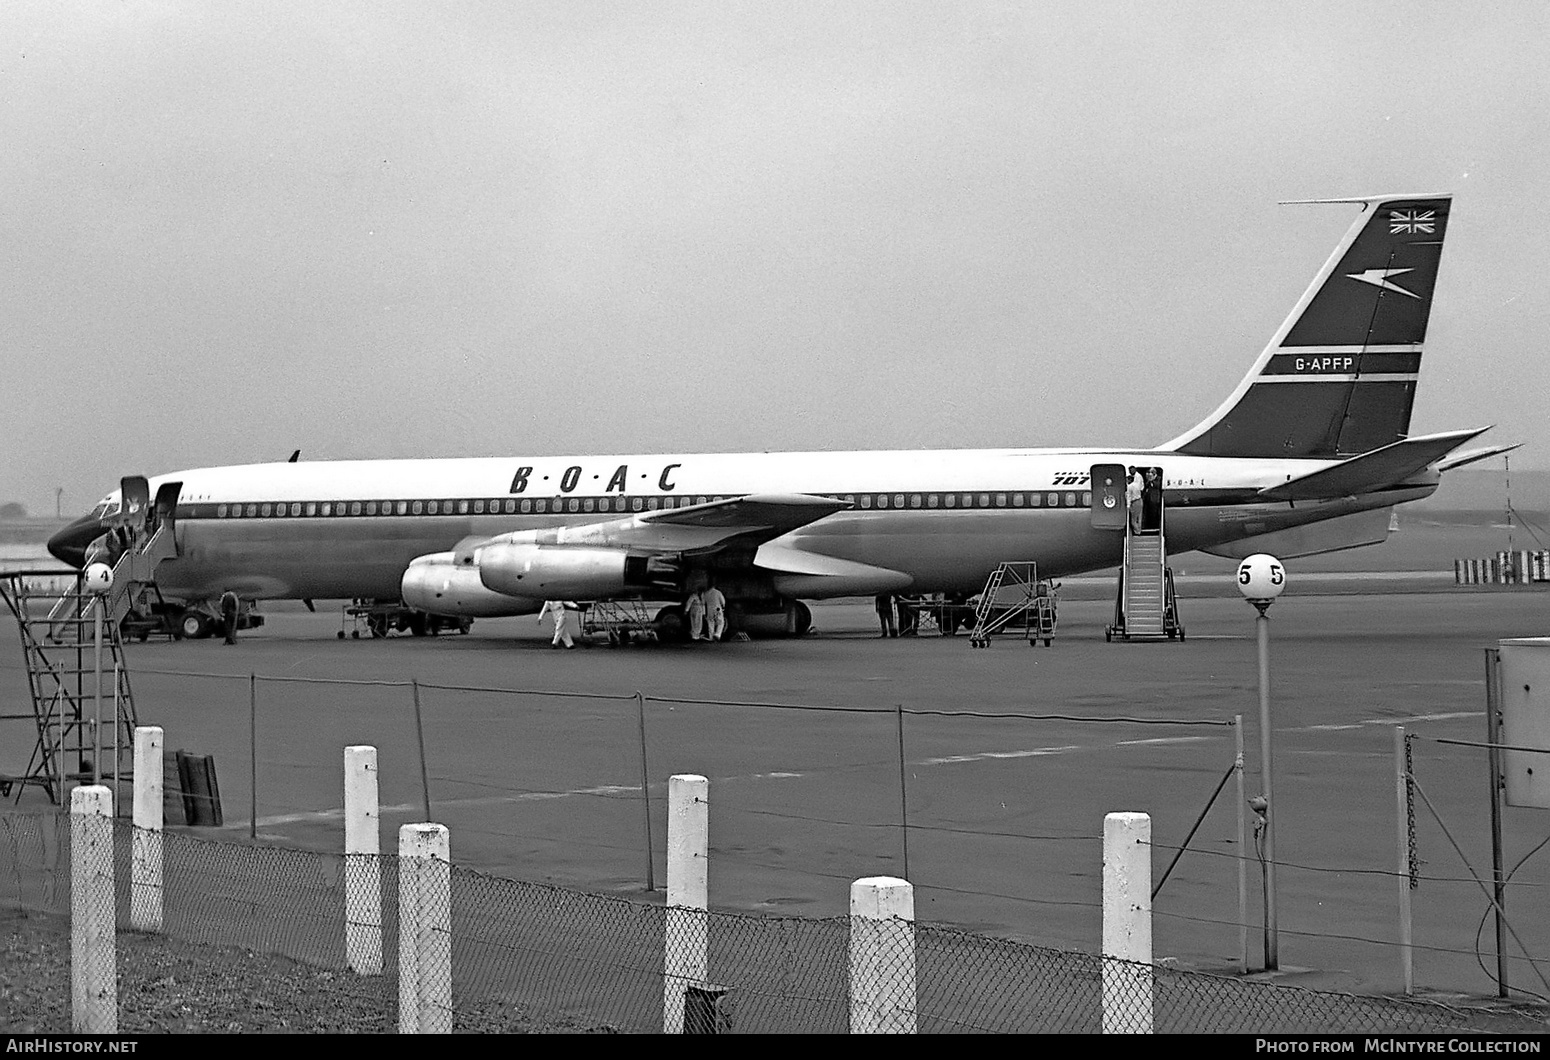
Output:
[685, 588, 706, 641]
[703, 582, 727, 642]
[540, 599, 576, 649]
[875, 593, 897, 637]
[219, 591, 240, 645]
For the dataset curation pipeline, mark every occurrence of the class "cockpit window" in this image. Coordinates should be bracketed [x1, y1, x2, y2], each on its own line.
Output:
[90, 498, 121, 520]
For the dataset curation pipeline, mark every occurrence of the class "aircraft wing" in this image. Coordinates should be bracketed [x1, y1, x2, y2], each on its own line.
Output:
[753, 545, 913, 595]
[510, 493, 851, 554]
[1257, 427, 1491, 502]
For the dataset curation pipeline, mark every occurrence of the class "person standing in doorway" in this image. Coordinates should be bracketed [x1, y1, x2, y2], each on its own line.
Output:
[540, 599, 575, 649]
[875, 593, 897, 637]
[703, 581, 727, 642]
[1142, 467, 1163, 531]
[1126, 467, 1144, 534]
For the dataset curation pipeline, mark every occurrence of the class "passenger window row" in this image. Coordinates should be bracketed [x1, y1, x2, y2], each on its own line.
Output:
[208, 491, 1093, 519]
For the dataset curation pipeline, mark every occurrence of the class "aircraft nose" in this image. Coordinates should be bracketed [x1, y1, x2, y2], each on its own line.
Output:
[47, 514, 102, 569]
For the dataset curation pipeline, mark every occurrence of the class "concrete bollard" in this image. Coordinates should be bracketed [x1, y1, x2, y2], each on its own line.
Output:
[344, 745, 382, 976]
[664, 774, 709, 1033]
[398, 823, 451, 1033]
[71, 785, 116, 1033]
[1102, 812, 1153, 1033]
[130, 726, 163, 933]
[849, 876, 916, 1033]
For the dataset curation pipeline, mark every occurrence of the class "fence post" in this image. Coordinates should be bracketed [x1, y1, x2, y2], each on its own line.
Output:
[664, 773, 708, 1033]
[1394, 726, 1413, 994]
[636, 691, 655, 892]
[398, 823, 451, 1033]
[848, 876, 916, 1033]
[130, 726, 163, 932]
[1235, 715, 1247, 974]
[249, 673, 257, 841]
[345, 745, 382, 976]
[71, 784, 116, 1033]
[1103, 811, 1153, 1033]
[411, 680, 432, 822]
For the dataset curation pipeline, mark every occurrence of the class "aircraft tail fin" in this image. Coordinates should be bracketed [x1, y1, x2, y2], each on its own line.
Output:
[1163, 194, 1452, 459]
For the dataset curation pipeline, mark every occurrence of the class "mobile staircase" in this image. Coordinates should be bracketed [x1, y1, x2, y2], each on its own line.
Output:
[43, 493, 179, 642]
[968, 561, 1057, 648]
[1106, 481, 1184, 642]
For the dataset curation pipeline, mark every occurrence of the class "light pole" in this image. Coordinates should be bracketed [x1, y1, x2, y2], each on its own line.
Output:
[1237, 552, 1285, 971]
[84, 562, 114, 788]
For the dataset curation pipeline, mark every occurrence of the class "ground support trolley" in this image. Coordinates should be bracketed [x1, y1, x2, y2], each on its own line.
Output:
[581, 599, 658, 645]
[340, 599, 471, 639]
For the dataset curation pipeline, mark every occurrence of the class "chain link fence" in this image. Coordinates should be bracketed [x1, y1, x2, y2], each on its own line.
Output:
[1404, 734, 1550, 1001]
[3, 810, 1543, 1033]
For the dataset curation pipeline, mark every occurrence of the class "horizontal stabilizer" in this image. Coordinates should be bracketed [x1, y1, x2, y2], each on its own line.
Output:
[1436, 442, 1522, 473]
[1257, 427, 1490, 502]
[1200, 507, 1393, 561]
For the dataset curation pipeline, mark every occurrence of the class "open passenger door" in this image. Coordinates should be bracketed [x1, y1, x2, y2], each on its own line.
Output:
[1089, 463, 1128, 531]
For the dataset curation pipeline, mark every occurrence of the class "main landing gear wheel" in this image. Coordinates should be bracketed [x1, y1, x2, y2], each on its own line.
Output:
[654, 605, 687, 642]
[179, 611, 211, 640]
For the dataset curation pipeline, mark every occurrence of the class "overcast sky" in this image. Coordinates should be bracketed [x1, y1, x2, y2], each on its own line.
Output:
[2, 1, 1546, 515]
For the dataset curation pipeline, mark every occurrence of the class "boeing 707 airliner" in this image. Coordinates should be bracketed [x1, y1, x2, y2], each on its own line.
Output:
[49, 194, 1512, 639]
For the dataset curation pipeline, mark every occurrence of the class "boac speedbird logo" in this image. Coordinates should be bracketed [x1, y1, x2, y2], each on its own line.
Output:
[1345, 267, 1420, 300]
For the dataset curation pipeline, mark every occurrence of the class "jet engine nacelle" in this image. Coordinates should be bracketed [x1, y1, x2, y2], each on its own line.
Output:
[401, 551, 542, 618]
[478, 542, 630, 600]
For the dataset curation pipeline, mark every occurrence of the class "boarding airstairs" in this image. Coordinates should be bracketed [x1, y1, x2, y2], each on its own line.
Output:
[1, 570, 139, 807]
[1106, 469, 1184, 643]
[44, 521, 179, 639]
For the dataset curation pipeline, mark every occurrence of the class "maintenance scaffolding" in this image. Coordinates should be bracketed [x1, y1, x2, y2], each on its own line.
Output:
[0, 569, 138, 806]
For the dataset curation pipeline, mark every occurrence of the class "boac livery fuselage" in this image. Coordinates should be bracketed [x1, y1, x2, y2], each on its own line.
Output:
[50, 194, 1510, 636]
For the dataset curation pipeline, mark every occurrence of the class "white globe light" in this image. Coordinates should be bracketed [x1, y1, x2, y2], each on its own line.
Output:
[83, 562, 114, 594]
[1236, 553, 1286, 602]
